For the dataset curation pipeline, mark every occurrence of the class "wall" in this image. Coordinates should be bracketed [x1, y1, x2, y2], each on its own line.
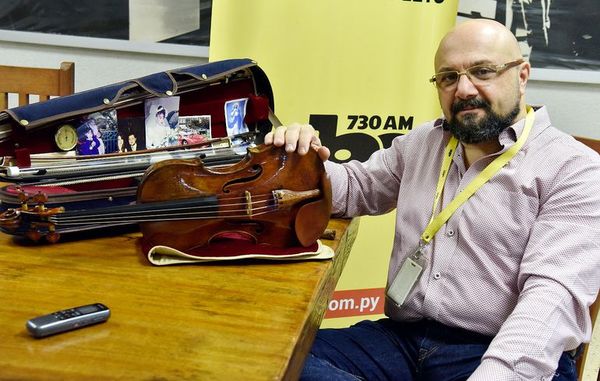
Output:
[527, 79, 600, 139]
[0, 40, 206, 92]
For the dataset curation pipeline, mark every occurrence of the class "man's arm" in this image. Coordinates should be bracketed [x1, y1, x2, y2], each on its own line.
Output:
[470, 154, 600, 380]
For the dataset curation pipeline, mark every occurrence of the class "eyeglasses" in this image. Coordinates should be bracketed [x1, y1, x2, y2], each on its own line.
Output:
[429, 59, 524, 90]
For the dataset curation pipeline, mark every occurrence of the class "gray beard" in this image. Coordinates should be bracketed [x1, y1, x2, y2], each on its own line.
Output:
[448, 99, 521, 144]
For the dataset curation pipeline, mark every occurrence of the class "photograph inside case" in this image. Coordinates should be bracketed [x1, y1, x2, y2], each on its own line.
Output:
[75, 110, 118, 156]
[177, 115, 211, 145]
[117, 117, 146, 152]
[225, 98, 250, 153]
[144, 97, 181, 149]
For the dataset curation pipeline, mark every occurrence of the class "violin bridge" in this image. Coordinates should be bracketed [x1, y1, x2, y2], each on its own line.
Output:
[245, 190, 253, 217]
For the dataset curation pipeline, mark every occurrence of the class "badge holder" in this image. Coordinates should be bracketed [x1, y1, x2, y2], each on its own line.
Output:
[387, 244, 426, 306]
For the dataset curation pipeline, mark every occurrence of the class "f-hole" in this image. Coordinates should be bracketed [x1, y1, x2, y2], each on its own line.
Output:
[221, 164, 263, 193]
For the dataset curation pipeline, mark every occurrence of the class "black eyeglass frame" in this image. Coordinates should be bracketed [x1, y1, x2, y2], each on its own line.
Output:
[429, 59, 525, 88]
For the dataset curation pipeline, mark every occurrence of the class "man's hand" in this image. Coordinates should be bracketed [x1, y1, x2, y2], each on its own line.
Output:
[264, 123, 330, 162]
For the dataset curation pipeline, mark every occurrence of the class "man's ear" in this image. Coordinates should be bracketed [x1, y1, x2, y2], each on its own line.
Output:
[519, 61, 531, 95]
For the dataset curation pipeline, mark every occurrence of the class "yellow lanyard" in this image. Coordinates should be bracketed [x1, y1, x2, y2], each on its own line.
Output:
[419, 105, 535, 246]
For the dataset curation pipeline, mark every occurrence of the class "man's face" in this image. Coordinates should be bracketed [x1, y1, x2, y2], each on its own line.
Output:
[434, 25, 528, 144]
[436, 59, 522, 144]
[128, 134, 137, 145]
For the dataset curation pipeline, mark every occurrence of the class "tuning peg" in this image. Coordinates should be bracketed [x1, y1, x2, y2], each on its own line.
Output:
[25, 230, 42, 242]
[17, 190, 30, 210]
[46, 232, 60, 244]
[32, 192, 49, 204]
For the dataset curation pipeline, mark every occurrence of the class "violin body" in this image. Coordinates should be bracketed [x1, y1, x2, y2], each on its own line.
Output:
[137, 144, 332, 253]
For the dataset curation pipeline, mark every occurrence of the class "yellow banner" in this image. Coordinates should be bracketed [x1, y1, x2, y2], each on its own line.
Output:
[211, 0, 458, 327]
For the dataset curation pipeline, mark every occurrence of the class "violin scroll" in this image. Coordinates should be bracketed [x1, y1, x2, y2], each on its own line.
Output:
[0, 189, 64, 243]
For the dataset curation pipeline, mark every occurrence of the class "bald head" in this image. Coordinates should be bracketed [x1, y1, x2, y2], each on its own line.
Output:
[431, 19, 531, 144]
[435, 19, 523, 71]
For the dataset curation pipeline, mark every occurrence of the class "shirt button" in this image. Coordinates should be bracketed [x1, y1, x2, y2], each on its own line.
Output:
[433, 272, 441, 280]
[446, 229, 455, 237]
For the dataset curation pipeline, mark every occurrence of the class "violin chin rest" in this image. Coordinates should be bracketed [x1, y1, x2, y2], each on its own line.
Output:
[294, 174, 332, 247]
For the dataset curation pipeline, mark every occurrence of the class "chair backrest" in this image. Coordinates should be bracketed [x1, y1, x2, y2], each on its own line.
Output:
[573, 135, 600, 381]
[575, 136, 600, 155]
[578, 301, 600, 381]
[0, 62, 75, 109]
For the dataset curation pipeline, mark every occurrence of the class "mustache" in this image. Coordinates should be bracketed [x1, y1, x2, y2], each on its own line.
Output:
[451, 98, 490, 114]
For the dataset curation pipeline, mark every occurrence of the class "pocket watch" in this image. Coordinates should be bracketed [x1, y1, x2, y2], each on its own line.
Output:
[54, 124, 78, 151]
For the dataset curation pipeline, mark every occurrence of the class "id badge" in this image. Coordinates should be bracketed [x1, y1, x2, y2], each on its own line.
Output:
[387, 253, 424, 306]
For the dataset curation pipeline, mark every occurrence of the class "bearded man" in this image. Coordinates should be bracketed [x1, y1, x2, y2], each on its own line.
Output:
[266, 19, 600, 381]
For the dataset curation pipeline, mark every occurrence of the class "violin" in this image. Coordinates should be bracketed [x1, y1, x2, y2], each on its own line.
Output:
[0, 144, 332, 253]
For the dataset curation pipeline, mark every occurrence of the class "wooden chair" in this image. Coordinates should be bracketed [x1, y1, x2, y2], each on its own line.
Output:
[574, 135, 600, 381]
[0, 62, 74, 110]
[579, 300, 600, 381]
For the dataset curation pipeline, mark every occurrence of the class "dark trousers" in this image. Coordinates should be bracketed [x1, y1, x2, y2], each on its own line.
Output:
[300, 319, 578, 381]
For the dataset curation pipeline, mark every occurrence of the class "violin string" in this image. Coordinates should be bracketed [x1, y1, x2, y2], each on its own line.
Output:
[216, 193, 273, 202]
[37, 187, 319, 227]
[48, 191, 276, 220]
[52, 201, 272, 222]
[51, 206, 276, 226]
[49, 196, 278, 225]
[51, 200, 272, 221]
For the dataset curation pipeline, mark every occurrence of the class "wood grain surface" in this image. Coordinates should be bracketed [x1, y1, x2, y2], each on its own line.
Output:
[0, 218, 358, 381]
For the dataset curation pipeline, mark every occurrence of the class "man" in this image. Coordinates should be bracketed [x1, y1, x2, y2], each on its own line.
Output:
[127, 132, 139, 151]
[265, 19, 600, 380]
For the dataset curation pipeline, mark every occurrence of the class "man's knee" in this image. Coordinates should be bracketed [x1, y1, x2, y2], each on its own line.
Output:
[300, 353, 364, 381]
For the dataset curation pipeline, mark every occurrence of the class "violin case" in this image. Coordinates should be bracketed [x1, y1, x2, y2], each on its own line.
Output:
[0, 58, 276, 219]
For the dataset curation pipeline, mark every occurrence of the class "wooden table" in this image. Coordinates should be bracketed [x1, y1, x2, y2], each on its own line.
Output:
[0, 218, 358, 380]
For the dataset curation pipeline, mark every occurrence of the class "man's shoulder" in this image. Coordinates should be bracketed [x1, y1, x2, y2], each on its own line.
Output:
[534, 126, 600, 161]
[531, 106, 598, 160]
[526, 127, 600, 189]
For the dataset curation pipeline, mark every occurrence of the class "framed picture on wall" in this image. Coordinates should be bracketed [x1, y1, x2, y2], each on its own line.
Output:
[0, 0, 211, 58]
[458, 0, 600, 84]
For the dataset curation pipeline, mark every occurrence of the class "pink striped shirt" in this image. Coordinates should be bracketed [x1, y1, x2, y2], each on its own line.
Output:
[325, 106, 600, 380]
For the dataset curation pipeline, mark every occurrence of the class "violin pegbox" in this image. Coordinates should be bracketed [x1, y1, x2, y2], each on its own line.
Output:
[6, 189, 64, 243]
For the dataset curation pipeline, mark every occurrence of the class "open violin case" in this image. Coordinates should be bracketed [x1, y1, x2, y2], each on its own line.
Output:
[0, 59, 333, 263]
[0, 58, 275, 205]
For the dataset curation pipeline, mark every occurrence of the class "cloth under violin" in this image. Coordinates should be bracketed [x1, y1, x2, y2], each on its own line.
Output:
[146, 239, 334, 265]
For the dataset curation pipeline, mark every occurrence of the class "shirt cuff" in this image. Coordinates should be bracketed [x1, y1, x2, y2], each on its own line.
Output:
[468, 360, 521, 381]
